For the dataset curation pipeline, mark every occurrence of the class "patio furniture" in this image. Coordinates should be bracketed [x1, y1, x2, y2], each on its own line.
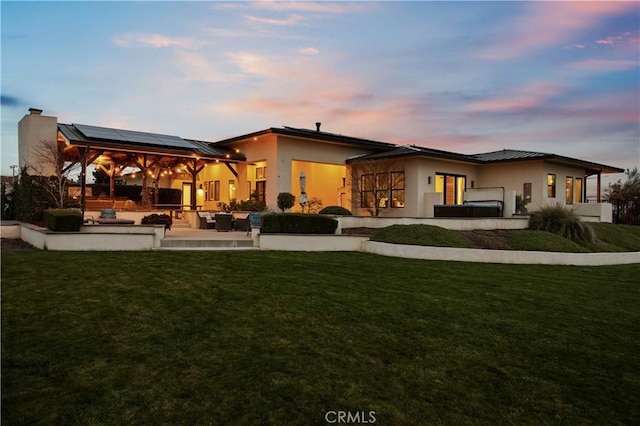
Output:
[215, 213, 233, 232]
[247, 212, 264, 236]
[232, 212, 250, 232]
[198, 211, 216, 229]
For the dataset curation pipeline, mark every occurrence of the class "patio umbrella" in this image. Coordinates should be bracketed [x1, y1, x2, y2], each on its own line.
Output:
[299, 171, 308, 210]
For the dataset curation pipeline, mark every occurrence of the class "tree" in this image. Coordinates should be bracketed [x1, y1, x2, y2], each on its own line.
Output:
[27, 139, 80, 208]
[349, 159, 405, 216]
[605, 167, 640, 225]
[605, 167, 640, 202]
[277, 192, 295, 212]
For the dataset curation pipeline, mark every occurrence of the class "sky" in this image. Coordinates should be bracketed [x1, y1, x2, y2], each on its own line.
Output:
[1, 1, 639, 189]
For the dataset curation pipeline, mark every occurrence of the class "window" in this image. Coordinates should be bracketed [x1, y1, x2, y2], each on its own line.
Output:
[213, 180, 220, 201]
[361, 173, 374, 209]
[435, 173, 466, 205]
[391, 171, 405, 208]
[575, 178, 583, 203]
[566, 177, 574, 204]
[256, 167, 266, 179]
[376, 173, 389, 208]
[547, 174, 556, 198]
[360, 172, 405, 209]
[228, 180, 236, 201]
[255, 181, 266, 202]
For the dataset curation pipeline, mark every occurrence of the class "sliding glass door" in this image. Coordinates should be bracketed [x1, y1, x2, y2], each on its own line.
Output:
[435, 173, 466, 205]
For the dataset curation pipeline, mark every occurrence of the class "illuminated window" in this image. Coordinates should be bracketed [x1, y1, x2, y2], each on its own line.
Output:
[361, 174, 374, 208]
[547, 174, 556, 198]
[213, 180, 220, 201]
[391, 172, 405, 208]
[228, 180, 236, 201]
[566, 177, 574, 204]
[435, 173, 466, 205]
[376, 173, 389, 208]
[575, 178, 583, 203]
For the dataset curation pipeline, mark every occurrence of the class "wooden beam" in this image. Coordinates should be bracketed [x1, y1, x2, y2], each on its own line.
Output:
[225, 162, 239, 178]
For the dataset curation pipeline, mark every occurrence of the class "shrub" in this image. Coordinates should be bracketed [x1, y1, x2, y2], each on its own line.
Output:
[44, 209, 82, 232]
[319, 206, 352, 216]
[528, 204, 595, 243]
[277, 192, 295, 212]
[261, 213, 338, 234]
[141, 213, 172, 230]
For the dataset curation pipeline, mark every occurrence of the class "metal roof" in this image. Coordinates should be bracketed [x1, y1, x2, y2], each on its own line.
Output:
[473, 149, 623, 173]
[473, 149, 550, 162]
[214, 126, 396, 151]
[58, 123, 244, 161]
[349, 145, 481, 163]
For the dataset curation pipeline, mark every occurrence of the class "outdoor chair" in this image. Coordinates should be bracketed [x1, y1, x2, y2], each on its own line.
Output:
[215, 213, 233, 232]
[232, 212, 250, 232]
[197, 211, 216, 229]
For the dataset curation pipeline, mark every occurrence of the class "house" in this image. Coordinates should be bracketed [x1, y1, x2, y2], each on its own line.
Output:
[18, 108, 623, 222]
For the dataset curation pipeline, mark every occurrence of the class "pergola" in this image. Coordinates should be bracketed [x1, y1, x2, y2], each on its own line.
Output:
[57, 123, 245, 212]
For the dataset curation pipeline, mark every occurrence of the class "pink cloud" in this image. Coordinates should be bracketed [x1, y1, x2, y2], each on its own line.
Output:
[245, 14, 307, 26]
[248, 1, 366, 14]
[299, 47, 319, 56]
[465, 83, 566, 113]
[481, 2, 637, 60]
[113, 33, 199, 49]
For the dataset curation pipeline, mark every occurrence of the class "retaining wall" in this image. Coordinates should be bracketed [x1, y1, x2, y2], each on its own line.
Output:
[363, 241, 640, 266]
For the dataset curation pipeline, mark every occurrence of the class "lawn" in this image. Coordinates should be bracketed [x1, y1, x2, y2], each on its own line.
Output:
[2, 251, 639, 425]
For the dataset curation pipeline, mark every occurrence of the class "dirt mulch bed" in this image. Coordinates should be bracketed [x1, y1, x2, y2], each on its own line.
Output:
[458, 230, 513, 250]
[1, 238, 38, 253]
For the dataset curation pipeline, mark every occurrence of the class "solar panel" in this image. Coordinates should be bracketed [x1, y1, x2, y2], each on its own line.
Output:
[75, 124, 197, 150]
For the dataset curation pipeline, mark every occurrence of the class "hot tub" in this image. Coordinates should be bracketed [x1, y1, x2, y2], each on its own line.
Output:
[434, 201, 502, 218]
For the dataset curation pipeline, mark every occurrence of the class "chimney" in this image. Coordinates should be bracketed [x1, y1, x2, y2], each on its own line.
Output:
[315, 122, 321, 132]
[29, 108, 43, 116]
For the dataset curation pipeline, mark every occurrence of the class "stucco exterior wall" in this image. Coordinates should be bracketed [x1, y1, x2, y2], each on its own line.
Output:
[18, 112, 58, 174]
[477, 161, 543, 210]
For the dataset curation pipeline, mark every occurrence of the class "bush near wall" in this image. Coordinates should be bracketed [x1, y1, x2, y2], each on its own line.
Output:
[319, 206, 353, 216]
[261, 213, 338, 234]
[44, 209, 82, 232]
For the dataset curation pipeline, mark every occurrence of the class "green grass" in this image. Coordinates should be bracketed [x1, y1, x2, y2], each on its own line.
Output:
[371, 224, 475, 248]
[2, 251, 639, 424]
[372, 223, 640, 252]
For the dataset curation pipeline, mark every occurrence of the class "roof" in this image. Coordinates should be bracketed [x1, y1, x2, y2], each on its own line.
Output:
[349, 146, 622, 174]
[473, 149, 624, 174]
[348, 145, 480, 163]
[214, 126, 396, 151]
[58, 123, 244, 161]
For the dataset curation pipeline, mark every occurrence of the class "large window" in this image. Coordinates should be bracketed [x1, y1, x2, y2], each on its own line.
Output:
[212, 180, 220, 201]
[360, 171, 405, 209]
[391, 171, 405, 208]
[547, 174, 556, 198]
[228, 180, 236, 201]
[255, 181, 266, 203]
[565, 177, 574, 204]
[435, 173, 466, 205]
[575, 178, 583, 203]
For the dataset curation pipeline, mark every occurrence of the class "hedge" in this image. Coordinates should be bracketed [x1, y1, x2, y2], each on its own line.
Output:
[260, 213, 338, 234]
[319, 206, 352, 216]
[90, 185, 181, 204]
[44, 209, 82, 232]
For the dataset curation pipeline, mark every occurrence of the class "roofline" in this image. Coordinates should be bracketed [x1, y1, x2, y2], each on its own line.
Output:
[479, 153, 624, 174]
[214, 127, 396, 151]
[58, 124, 245, 162]
[347, 145, 482, 164]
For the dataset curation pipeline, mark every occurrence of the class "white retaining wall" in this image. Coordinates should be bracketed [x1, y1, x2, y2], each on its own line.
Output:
[0, 222, 21, 239]
[363, 241, 640, 266]
[19, 223, 165, 251]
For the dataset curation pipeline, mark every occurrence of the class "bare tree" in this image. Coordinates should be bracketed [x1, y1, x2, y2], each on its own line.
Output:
[349, 159, 405, 216]
[28, 139, 80, 208]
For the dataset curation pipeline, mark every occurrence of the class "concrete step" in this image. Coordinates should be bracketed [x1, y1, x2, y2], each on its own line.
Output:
[160, 238, 255, 249]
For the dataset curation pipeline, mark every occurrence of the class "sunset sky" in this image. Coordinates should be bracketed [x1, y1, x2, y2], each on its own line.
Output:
[1, 1, 638, 186]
